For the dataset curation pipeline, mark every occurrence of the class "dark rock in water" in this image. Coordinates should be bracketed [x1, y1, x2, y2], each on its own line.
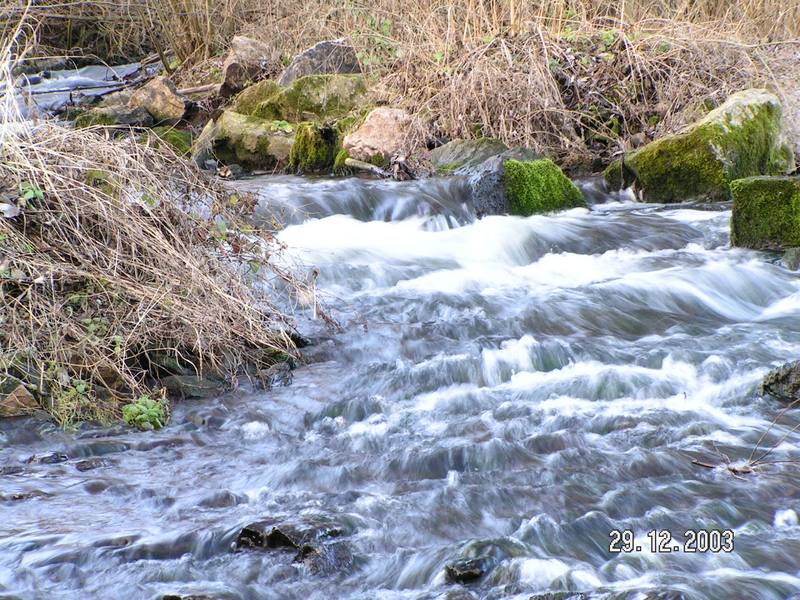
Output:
[74, 458, 110, 472]
[0, 466, 25, 476]
[762, 361, 800, 403]
[444, 557, 492, 583]
[26, 451, 68, 464]
[730, 176, 800, 250]
[235, 517, 345, 551]
[234, 516, 356, 573]
[278, 39, 361, 87]
[257, 362, 293, 389]
[466, 151, 585, 218]
[529, 593, 589, 600]
[161, 594, 241, 600]
[783, 247, 800, 271]
[161, 375, 228, 399]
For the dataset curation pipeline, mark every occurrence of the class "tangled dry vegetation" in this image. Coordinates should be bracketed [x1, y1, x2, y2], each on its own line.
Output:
[0, 31, 312, 425]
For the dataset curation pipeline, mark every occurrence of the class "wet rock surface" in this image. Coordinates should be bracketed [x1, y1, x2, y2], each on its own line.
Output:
[762, 360, 800, 403]
[220, 36, 279, 95]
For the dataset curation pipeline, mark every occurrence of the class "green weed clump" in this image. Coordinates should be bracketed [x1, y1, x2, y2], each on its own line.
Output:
[123, 395, 168, 430]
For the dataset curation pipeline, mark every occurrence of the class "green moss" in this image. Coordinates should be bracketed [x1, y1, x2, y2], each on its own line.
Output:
[436, 162, 461, 175]
[621, 89, 794, 203]
[75, 110, 116, 128]
[209, 111, 295, 169]
[151, 126, 193, 156]
[85, 169, 116, 196]
[232, 80, 282, 115]
[333, 147, 351, 174]
[504, 159, 586, 216]
[730, 176, 800, 250]
[603, 159, 624, 190]
[288, 122, 337, 173]
[251, 74, 366, 122]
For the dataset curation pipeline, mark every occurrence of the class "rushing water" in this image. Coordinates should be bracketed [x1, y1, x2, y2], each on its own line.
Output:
[2, 176, 800, 600]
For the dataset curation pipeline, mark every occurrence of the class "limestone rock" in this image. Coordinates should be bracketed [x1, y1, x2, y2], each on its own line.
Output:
[730, 176, 800, 250]
[762, 361, 800, 403]
[342, 107, 413, 166]
[278, 39, 361, 87]
[430, 138, 508, 174]
[128, 76, 187, 123]
[604, 89, 795, 203]
[192, 111, 295, 170]
[246, 74, 366, 123]
[74, 105, 153, 128]
[221, 36, 278, 95]
[0, 376, 39, 418]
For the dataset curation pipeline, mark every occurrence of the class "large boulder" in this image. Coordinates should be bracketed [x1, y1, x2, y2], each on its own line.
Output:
[128, 76, 187, 124]
[467, 152, 585, 217]
[430, 138, 508, 174]
[278, 39, 361, 87]
[220, 36, 278, 95]
[192, 111, 295, 169]
[245, 74, 366, 123]
[342, 107, 413, 166]
[730, 176, 800, 250]
[74, 105, 153, 128]
[762, 361, 800, 403]
[604, 89, 795, 203]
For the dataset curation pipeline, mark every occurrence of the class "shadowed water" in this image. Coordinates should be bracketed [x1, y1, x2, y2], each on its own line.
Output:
[2, 176, 799, 600]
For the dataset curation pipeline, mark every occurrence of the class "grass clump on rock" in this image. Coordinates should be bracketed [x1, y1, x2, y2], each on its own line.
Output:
[0, 109, 310, 426]
[504, 159, 585, 216]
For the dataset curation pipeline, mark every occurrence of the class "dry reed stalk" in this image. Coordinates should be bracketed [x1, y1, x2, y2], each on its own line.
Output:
[0, 18, 315, 425]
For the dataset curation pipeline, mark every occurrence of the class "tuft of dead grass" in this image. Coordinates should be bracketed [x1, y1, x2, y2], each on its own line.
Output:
[0, 22, 314, 426]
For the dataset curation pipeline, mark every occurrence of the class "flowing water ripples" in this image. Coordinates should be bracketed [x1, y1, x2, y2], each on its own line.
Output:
[1, 176, 799, 600]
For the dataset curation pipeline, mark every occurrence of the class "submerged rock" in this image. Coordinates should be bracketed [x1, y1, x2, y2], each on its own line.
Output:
[220, 36, 278, 95]
[74, 105, 153, 128]
[192, 111, 295, 169]
[128, 76, 187, 124]
[444, 557, 492, 583]
[730, 176, 800, 250]
[604, 89, 795, 202]
[278, 39, 361, 87]
[783, 247, 800, 270]
[342, 107, 413, 166]
[762, 361, 800, 403]
[430, 138, 508, 174]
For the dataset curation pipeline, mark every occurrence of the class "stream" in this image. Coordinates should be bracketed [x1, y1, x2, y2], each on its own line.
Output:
[1, 175, 800, 600]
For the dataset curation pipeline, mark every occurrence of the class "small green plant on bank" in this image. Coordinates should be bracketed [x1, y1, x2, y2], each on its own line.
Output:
[123, 395, 167, 430]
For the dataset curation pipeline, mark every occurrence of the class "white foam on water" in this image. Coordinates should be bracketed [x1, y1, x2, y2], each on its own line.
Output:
[514, 557, 571, 588]
[773, 509, 799, 528]
[240, 421, 271, 440]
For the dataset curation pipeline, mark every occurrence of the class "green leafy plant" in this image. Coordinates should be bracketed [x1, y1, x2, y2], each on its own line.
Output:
[122, 395, 167, 430]
[19, 181, 44, 206]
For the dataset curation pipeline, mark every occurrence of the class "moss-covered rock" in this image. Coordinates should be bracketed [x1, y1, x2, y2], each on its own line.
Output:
[730, 176, 800, 250]
[430, 138, 508, 174]
[248, 74, 366, 122]
[74, 105, 153, 128]
[604, 89, 795, 203]
[191, 111, 295, 169]
[232, 80, 282, 115]
[150, 126, 193, 156]
[504, 159, 586, 215]
[288, 122, 337, 173]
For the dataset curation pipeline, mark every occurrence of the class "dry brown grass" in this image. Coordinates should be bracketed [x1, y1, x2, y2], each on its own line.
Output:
[0, 22, 313, 425]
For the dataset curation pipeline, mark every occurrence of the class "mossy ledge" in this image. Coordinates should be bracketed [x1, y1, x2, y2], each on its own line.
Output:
[288, 122, 337, 173]
[604, 89, 795, 203]
[730, 176, 800, 250]
[504, 159, 586, 216]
